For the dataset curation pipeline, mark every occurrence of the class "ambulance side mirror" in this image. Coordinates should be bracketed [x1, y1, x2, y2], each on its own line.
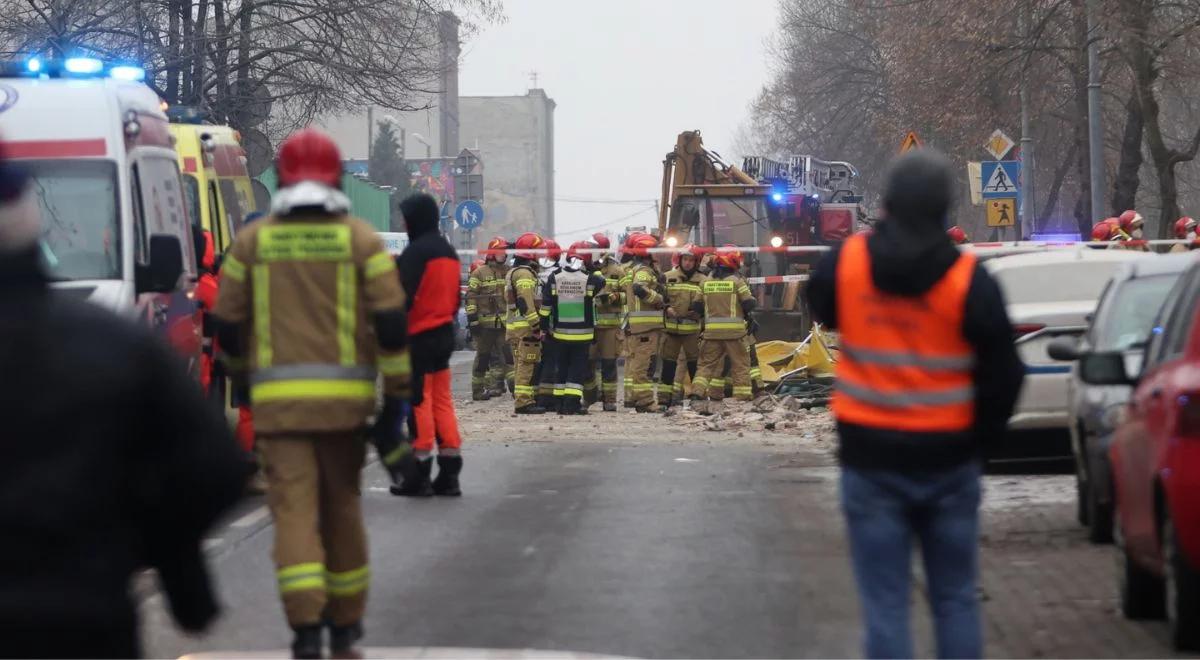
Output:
[137, 234, 185, 294]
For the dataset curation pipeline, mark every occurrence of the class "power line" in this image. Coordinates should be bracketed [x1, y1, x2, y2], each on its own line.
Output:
[551, 197, 659, 205]
[555, 204, 657, 239]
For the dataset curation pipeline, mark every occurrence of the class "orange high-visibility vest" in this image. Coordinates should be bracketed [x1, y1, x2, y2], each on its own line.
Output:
[832, 234, 977, 433]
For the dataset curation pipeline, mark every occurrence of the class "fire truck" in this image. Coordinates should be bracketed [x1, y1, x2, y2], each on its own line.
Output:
[657, 130, 864, 340]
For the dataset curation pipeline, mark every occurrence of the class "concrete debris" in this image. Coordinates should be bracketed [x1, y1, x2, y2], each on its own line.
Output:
[752, 395, 778, 413]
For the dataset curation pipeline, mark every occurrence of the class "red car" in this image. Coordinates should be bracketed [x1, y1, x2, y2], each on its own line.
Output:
[1082, 261, 1200, 650]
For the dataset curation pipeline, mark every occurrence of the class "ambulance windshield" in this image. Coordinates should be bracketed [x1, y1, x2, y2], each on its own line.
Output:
[27, 160, 121, 281]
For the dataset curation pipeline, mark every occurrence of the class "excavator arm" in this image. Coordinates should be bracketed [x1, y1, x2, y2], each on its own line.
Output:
[659, 130, 759, 234]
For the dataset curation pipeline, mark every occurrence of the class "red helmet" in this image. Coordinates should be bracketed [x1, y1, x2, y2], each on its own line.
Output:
[469, 259, 485, 274]
[1091, 221, 1115, 241]
[714, 244, 743, 270]
[276, 128, 342, 188]
[513, 232, 545, 259]
[591, 232, 611, 250]
[1175, 217, 1197, 239]
[543, 239, 562, 262]
[673, 243, 700, 269]
[1118, 209, 1144, 232]
[624, 232, 658, 257]
[946, 225, 968, 244]
[485, 236, 508, 262]
[567, 240, 595, 269]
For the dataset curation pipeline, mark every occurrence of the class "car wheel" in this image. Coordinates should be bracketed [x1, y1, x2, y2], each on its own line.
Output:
[1117, 509, 1166, 619]
[1164, 509, 1200, 650]
[1086, 458, 1113, 544]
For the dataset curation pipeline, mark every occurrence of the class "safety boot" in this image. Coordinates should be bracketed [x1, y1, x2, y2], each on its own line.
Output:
[602, 402, 618, 412]
[484, 387, 506, 399]
[472, 390, 491, 401]
[432, 455, 463, 496]
[390, 455, 433, 497]
[329, 621, 364, 659]
[516, 403, 547, 414]
[291, 625, 323, 659]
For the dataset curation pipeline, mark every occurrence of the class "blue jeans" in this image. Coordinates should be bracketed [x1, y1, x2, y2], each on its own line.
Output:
[841, 462, 983, 659]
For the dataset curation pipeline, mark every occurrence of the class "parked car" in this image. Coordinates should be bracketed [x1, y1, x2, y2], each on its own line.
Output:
[985, 249, 1149, 461]
[1048, 254, 1194, 542]
[1080, 258, 1200, 650]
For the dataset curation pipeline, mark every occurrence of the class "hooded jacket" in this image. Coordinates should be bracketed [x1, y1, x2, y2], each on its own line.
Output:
[397, 194, 461, 337]
[807, 151, 1024, 471]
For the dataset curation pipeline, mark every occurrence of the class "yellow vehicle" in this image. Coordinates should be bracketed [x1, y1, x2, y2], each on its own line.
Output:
[168, 113, 261, 253]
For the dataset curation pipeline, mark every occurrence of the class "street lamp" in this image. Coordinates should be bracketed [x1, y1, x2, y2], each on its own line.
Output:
[410, 132, 432, 159]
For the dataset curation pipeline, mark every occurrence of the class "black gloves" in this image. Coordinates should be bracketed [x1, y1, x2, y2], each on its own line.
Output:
[632, 283, 649, 299]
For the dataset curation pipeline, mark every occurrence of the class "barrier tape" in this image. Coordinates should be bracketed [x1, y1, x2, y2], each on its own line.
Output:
[745, 274, 811, 284]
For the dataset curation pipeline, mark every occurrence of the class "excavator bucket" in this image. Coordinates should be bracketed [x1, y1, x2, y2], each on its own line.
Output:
[755, 325, 839, 384]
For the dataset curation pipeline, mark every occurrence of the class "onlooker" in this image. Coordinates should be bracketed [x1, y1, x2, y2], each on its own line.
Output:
[807, 149, 1024, 659]
[0, 149, 245, 657]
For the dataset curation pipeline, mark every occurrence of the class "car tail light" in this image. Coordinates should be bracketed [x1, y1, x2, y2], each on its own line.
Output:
[1177, 393, 1200, 439]
[1013, 323, 1046, 340]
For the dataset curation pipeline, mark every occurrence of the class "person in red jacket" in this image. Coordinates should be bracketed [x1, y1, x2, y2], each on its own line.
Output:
[392, 193, 465, 497]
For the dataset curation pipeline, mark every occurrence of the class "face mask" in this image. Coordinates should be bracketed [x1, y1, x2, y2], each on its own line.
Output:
[1132, 228, 1144, 239]
[566, 257, 584, 270]
[539, 257, 557, 269]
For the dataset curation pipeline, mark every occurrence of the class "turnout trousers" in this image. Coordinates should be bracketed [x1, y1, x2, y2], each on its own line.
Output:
[471, 327, 509, 397]
[260, 433, 369, 628]
[510, 336, 542, 409]
[556, 339, 593, 413]
[694, 338, 752, 401]
[659, 332, 700, 400]
[594, 327, 621, 404]
[626, 330, 661, 408]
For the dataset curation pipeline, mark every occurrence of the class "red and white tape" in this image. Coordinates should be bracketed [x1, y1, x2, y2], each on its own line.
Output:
[745, 274, 811, 285]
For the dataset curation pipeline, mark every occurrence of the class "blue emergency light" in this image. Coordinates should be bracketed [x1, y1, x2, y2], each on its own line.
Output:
[4, 57, 147, 82]
[64, 57, 104, 75]
[109, 65, 146, 81]
[25, 57, 42, 74]
[771, 192, 784, 203]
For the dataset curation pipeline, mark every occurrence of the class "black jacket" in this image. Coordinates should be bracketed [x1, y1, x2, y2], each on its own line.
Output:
[807, 221, 1025, 471]
[0, 249, 245, 653]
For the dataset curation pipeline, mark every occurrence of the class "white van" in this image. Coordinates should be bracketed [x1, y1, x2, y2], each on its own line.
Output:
[0, 59, 201, 366]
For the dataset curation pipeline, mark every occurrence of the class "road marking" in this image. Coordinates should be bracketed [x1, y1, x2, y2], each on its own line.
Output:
[232, 507, 270, 528]
[674, 458, 700, 463]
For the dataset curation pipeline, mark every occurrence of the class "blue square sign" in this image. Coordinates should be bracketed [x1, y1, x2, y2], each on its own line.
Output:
[980, 161, 1020, 199]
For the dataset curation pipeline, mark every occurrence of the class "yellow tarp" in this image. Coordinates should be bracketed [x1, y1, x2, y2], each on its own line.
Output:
[755, 326, 838, 383]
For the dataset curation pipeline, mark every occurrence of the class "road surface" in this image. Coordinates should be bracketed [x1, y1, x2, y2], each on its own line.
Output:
[141, 353, 1187, 658]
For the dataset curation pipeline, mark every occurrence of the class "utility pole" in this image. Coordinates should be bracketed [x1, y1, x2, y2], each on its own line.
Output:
[1019, 0, 1037, 239]
[367, 107, 374, 160]
[1086, 0, 1106, 223]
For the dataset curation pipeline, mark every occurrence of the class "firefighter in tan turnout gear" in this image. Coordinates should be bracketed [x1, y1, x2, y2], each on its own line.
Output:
[691, 246, 756, 411]
[507, 232, 548, 414]
[623, 232, 666, 412]
[467, 236, 512, 400]
[592, 232, 624, 411]
[660, 243, 705, 408]
[213, 128, 411, 659]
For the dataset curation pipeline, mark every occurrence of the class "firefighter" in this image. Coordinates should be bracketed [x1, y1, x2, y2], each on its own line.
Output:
[212, 128, 411, 659]
[592, 233, 624, 411]
[507, 232, 548, 414]
[947, 225, 969, 245]
[534, 239, 563, 409]
[660, 243, 705, 408]
[1118, 209, 1145, 239]
[691, 246, 756, 411]
[544, 241, 608, 415]
[623, 233, 666, 412]
[618, 243, 637, 406]
[1171, 217, 1197, 252]
[194, 229, 220, 400]
[466, 237, 511, 401]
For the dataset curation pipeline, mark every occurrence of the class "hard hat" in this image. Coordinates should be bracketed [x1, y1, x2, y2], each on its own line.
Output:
[1176, 217, 1197, 239]
[469, 259, 485, 274]
[543, 239, 562, 262]
[1118, 209, 1144, 232]
[591, 232, 611, 250]
[485, 236, 508, 262]
[624, 232, 658, 257]
[714, 244, 743, 270]
[674, 243, 700, 269]
[946, 225, 968, 244]
[276, 128, 342, 188]
[567, 240, 594, 269]
[1090, 222, 1112, 241]
[513, 232, 545, 259]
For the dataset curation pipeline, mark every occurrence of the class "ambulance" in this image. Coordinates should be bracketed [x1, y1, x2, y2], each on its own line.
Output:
[168, 113, 261, 253]
[0, 57, 201, 365]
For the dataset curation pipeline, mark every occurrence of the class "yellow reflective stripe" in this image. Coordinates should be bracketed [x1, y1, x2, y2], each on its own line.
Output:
[337, 263, 357, 366]
[514, 385, 535, 394]
[378, 352, 411, 376]
[222, 254, 246, 282]
[326, 566, 370, 597]
[252, 379, 375, 403]
[562, 387, 584, 397]
[382, 443, 409, 466]
[253, 264, 272, 368]
[515, 281, 538, 290]
[707, 322, 746, 330]
[258, 223, 351, 261]
[364, 251, 396, 279]
[278, 562, 325, 594]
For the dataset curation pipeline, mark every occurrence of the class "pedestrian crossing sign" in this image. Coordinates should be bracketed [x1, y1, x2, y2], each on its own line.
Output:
[987, 198, 1017, 227]
[980, 161, 1020, 199]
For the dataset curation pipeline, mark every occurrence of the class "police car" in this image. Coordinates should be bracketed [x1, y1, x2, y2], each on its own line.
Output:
[0, 57, 201, 365]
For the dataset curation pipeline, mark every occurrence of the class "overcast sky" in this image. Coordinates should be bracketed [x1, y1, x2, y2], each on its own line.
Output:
[457, 0, 779, 244]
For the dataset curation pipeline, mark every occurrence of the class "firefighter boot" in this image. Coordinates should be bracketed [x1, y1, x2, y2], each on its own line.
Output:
[432, 455, 463, 497]
[603, 402, 618, 412]
[659, 360, 679, 408]
[390, 454, 433, 497]
[516, 403, 547, 414]
[329, 622, 364, 659]
[291, 625, 323, 660]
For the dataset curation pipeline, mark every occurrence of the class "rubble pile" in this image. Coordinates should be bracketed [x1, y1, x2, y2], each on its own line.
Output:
[668, 393, 837, 442]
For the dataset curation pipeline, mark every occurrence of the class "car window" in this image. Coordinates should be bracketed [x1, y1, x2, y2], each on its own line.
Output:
[1086, 279, 1114, 345]
[1165, 274, 1200, 360]
[1093, 274, 1180, 351]
[1147, 269, 1200, 369]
